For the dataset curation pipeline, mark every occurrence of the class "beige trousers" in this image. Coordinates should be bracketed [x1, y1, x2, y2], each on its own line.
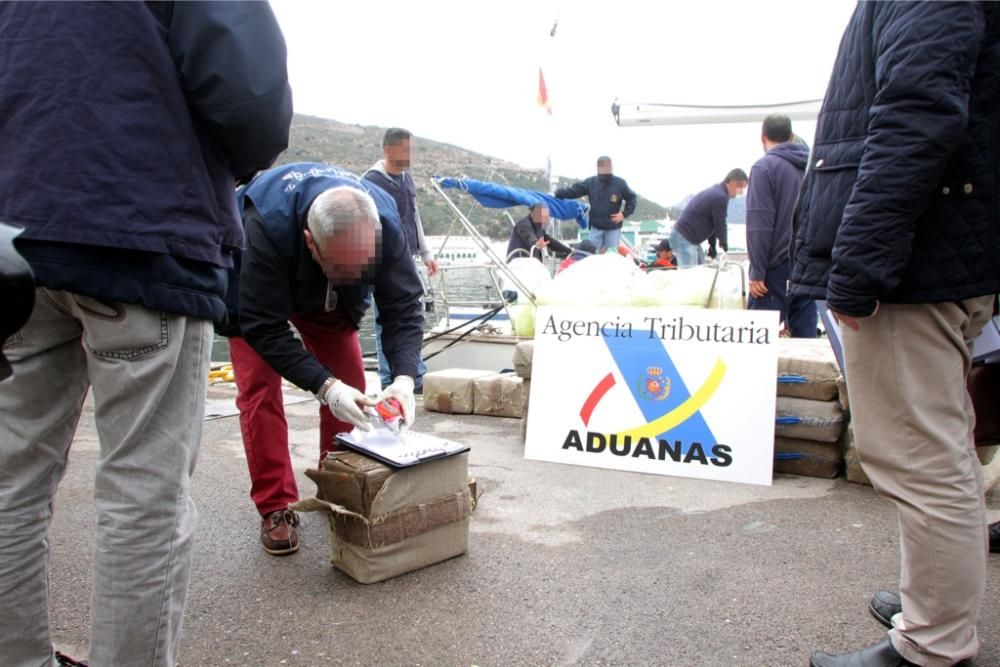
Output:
[843, 296, 995, 667]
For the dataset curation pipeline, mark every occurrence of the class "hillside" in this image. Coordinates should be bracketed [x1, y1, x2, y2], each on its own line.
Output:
[275, 114, 668, 240]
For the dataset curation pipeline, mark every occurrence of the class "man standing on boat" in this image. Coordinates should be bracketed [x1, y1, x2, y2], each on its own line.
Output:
[746, 114, 815, 337]
[555, 155, 637, 254]
[223, 162, 424, 557]
[506, 203, 573, 262]
[363, 128, 437, 393]
[669, 169, 747, 268]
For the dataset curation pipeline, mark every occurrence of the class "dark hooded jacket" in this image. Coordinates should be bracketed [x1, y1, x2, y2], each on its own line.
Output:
[789, 1, 1000, 316]
[0, 2, 293, 321]
[746, 142, 810, 280]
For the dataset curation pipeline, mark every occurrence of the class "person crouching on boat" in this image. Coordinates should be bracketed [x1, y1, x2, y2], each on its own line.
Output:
[219, 162, 424, 556]
[506, 203, 573, 262]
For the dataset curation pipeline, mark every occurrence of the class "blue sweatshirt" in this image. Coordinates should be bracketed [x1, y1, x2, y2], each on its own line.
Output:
[674, 183, 730, 249]
[745, 142, 810, 280]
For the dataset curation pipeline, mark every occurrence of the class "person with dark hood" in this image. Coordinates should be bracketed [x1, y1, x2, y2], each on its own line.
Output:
[746, 114, 815, 337]
[555, 156, 637, 254]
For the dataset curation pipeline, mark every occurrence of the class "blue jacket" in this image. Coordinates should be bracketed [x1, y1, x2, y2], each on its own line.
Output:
[233, 163, 424, 394]
[746, 142, 809, 281]
[555, 175, 637, 230]
[790, 1, 1000, 316]
[0, 2, 292, 320]
[674, 183, 730, 250]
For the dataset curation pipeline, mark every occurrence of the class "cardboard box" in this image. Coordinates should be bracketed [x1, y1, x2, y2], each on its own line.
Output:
[774, 436, 843, 479]
[775, 337, 843, 401]
[472, 373, 524, 418]
[775, 396, 845, 443]
[423, 368, 495, 414]
[293, 451, 472, 583]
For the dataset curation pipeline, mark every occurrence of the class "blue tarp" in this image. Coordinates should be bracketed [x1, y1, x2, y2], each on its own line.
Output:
[437, 177, 589, 228]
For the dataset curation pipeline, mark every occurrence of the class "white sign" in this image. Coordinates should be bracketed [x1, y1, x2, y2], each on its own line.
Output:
[525, 305, 779, 486]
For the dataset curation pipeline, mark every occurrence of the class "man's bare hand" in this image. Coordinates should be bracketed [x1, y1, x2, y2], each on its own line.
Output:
[610, 212, 625, 223]
[424, 257, 439, 277]
[749, 280, 768, 298]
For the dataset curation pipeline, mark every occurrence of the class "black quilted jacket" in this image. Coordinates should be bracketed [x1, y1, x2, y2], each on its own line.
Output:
[789, 1, 1000, 317]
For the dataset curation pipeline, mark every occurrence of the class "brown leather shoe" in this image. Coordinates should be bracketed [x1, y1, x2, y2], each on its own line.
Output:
[260, 509, 300, 556]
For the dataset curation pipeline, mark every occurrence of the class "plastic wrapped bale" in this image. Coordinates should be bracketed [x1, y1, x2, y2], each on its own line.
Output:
[423, 369, 496, 414]
[501, 257, 551, 303]
[774, 436, 843, 478]
[513, 340, 534, 379]
[775, 337, 843, 401]
[629, 264, 744, 309]
[536, 253, 638, 307]
[472, 373, 524, 418]
[292, 450, 473, 584]
[775, 396, 845, 443]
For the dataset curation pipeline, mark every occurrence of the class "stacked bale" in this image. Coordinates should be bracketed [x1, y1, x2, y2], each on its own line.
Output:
[513, 341, 533, 441]
[773, 338, 850, 479]
[423, 365, 526, 419]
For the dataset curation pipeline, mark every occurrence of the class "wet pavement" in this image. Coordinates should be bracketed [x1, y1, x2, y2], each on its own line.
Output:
[47, 381, 1000, 666]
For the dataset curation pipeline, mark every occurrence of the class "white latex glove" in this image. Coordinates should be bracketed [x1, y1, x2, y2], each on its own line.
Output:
[324, 380, 375, 431]
[380, 375, 416, 431]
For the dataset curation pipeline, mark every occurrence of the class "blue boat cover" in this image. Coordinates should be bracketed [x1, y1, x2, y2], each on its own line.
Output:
[437, 177, 589, 228]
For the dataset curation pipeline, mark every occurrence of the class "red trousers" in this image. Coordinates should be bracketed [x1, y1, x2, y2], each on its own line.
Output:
[229, 309, 365, 517]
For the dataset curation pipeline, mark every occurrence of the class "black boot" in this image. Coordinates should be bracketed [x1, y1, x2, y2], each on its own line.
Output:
[811, 638, 970, 667]
[869, 590, 902, 629]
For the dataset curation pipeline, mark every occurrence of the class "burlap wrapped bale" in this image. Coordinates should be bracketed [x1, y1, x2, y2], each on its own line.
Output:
[292, 450, 473, 584]
[774, 436, 843, 479]
[472, 373, 524, 418]
[841, 422, 871, 486]
[513, 340, 534, 379]
[423, 369, 495, 414]
[520, 378, 531, 443]
[775, 396, 845, 442]
[775, 337, 842, 401]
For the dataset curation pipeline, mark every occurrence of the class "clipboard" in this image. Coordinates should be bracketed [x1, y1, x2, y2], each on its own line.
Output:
[335, 428, 469, 468]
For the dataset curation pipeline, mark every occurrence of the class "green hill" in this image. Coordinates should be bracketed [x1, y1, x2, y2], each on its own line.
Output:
[276, 114, 667, 240]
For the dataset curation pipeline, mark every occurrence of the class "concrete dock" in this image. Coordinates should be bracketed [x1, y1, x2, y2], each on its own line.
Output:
[46, 381, 1000, 666]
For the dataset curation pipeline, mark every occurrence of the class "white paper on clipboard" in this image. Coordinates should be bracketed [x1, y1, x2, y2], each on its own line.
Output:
[335, 428, 469, 468]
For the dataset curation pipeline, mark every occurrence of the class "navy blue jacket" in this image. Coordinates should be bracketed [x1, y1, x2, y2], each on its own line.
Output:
[505, 215, 573, 261]
[234, 163, 424, 394]
[555, 175, 637, 230]
[790, 1, 1000, 316]
[0, 2, 292, 320]
[746, 142, 809, 281]
[674, 183, 730, 250]
[363, 165, 427, 260]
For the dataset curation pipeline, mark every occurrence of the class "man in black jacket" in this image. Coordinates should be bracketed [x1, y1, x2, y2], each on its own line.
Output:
[0, 3, 292, 665]
[506, 203, 573, 262]
[226, 163, 424, 557]
[791, 4, 1000, 666]
[669, 169, 747, 268]
[555, 156, 637, 254]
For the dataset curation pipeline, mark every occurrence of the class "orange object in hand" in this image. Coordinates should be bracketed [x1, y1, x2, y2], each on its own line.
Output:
[374, 397, 403, 430]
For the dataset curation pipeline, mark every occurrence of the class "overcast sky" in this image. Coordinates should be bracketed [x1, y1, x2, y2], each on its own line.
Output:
[270, 0, 856, 207]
